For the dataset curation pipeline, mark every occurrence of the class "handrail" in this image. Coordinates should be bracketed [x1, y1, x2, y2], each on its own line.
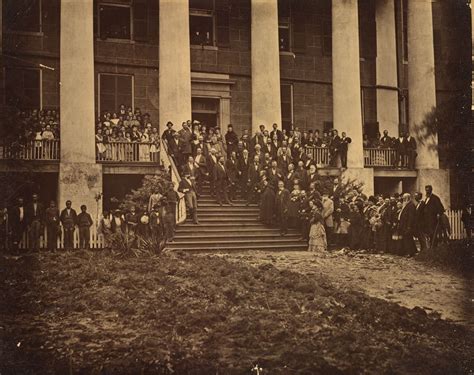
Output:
[161, 140, 187, 225]
[305, 146, 330, 167]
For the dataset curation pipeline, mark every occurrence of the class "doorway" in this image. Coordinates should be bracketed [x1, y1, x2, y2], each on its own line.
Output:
[192, 97, 219, 129]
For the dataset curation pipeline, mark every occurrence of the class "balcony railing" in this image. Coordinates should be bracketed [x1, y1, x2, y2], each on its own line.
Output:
[0, 140, 60, 161]
[96, 141, 160, 163]
[364, 147, 406, 168]
[305, 146, 331, 167]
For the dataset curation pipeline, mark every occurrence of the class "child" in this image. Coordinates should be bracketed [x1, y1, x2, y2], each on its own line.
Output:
[77, 205, 93, 249]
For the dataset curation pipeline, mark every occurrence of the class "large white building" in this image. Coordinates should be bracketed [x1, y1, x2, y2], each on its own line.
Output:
[0, 0, 470, 211]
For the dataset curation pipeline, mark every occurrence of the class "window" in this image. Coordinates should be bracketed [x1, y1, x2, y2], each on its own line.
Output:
[280, 83, 293, 131]
[4, 0, 41, 33]
[399, 91, 409, 128]
[5, 68, 41, 109]
[278, 0, 291, 52]
[190, 0, 215, 46]
[99, 4, 131, 40]
[321, 17, 332, 56]
[98, 74, 133, 114]
[401, 0, 408, 61]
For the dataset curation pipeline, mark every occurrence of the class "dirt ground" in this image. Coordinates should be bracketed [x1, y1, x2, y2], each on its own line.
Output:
[1, 250, 473, 374]
[215, 250, 474, 327]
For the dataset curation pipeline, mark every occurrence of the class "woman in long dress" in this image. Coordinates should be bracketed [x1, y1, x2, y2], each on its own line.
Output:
[308, 210, 327, 253]
[139, 132, 150, 161]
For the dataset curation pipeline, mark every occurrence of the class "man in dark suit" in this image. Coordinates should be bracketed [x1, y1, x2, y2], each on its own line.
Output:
[266, 160, 283, 190]
[398, 193, 417, 256]
[275, 180, 291, 236]
[26, 193, 44, 251]
[413, 192, 427, 250]
[339, 132, 352, 169]
[238, 149, 250, 200]
[226, 151, 240, 201]
[277, 150, 291, 174]
[225, 124, 239, 158]
[329, 129, 341, 167]
[60, 200, 77, 250]
[270, 123, 283, 143]
[182, 156, 199, 181]
[380, 130, 393, 148]
[423, 185, 445, 247]
[284, 163, 297, 191]
[207, 148, 219, 197]
[306, 164, 319, 192]
[178, 121, 193, 167]
[394, 132, 407, 167]
[9, 197, 27, 250]
[161, 121, 175, 144]
[405, 133, 417, 169]
[214, 156, 232, 206]
[247, 155, 262, 205]
[178, 173, 199, 224]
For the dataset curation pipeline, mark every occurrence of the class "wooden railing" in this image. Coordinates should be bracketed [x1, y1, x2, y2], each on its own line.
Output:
[0, 140, 60, 161]
[364, 148, 398, 168]
[96, 141, 160, 163]
[305, 146, 331, 167]
[161, 140, 187, 224]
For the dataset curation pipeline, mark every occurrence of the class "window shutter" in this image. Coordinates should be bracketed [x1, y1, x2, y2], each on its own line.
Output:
[133, 0, 148, 42]
[292, 12, 306, 53]
[216, 8, 230, 47]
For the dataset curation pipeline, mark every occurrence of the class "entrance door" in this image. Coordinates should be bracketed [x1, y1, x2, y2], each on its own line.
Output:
[192, 97, 219, 129]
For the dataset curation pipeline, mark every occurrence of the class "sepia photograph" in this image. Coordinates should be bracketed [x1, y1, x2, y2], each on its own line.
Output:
[0, 0, 473, 373]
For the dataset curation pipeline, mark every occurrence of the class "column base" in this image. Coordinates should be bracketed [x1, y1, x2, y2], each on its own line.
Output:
[417, 169, 450, 208]
[341, 168, 374, 197]
[58, 162, 103, 220]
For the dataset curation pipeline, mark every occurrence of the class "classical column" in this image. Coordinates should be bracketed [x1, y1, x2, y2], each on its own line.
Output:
[251, 0, 281, 133]
[59, 0, 102, 215]
[407, 0, 438, 169]
[376, 0, 399, 138]
[332, 0, 373, 194]
[159, 0, 192, 130]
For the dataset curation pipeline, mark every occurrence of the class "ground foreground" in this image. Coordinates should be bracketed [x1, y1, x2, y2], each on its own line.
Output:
[0, 251, 473, 374]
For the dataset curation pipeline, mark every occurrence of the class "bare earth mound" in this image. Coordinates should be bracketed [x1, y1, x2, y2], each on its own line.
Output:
[1, 251, 472, 374]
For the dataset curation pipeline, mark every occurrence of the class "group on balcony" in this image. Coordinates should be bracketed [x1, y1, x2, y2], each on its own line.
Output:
[0, 109, 60, 160]
[95, 105, 160, 163]
[363, 129, 417, 169]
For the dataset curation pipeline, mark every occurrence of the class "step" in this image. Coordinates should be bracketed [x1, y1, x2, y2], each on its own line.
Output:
[167, 240, 306, 250]
[180, 222, 265, 228]
[174, 233, 301, 240]
[194, 218, 262, 224]
[176, 226, 300, 234]
[198, 207, 259, 212]
[198, 202, 258, 208]
[165, 243, 308, 251]
[198, 213, 259, 219]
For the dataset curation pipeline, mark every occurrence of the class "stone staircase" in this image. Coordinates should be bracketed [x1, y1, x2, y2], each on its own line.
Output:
[166, 181, 308, 251]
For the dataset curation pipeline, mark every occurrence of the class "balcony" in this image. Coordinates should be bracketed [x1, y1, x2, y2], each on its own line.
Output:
[0, 140, 60, 161]
[305, 146, 330, 167]
[96, 141, 160, 164]
[363, 147, 415, 169]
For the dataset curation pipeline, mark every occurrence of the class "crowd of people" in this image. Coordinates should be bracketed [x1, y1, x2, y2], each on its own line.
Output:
[6, 109, 60, 143]
[0, 183, 180, 251]
[363, 129, 417, 168]
[164, 121, 447, 255]
[95, 105, 161, 161]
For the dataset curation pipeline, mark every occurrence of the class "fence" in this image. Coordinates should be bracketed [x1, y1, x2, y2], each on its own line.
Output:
[96, 141, 160, 163]
[6, 209, 465, 249]
[305, 147, 331, 167]
[0, 140, 60, 161]
[445, 209, 466, 240]
[17, 224, 105, 250]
